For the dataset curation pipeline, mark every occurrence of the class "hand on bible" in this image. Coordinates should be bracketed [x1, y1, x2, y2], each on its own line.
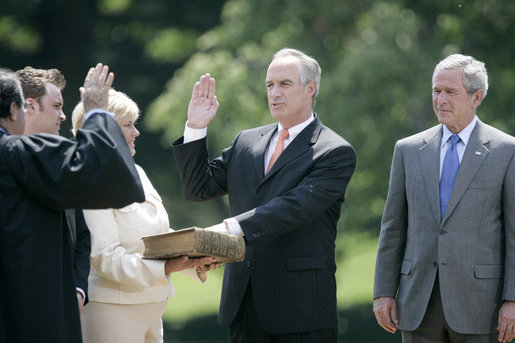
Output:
[164, 255, 215, 275]
[204, 222, 229, 234]
[187, 73, 219, 129]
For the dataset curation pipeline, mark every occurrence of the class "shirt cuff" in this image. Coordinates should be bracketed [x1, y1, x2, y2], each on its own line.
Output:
[183, 121, 207, 144]
[76, 287, 85, 300]
[84, 109, 115, 121]
[223, 218, 244, 236]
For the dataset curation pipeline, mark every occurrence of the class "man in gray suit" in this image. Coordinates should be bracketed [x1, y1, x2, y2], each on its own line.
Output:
[373, 54, 515, 343]
[173, 48, 356, 342]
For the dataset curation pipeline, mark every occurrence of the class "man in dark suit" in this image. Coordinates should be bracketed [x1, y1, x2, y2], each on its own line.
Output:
[0, 64, 144, 343]
[17, 66, 91, 313]
[373, 54, 515, 343]
[173, 48, 356, 342]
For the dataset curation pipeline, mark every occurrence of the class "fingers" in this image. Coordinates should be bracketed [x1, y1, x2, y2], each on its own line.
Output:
[194, 73, 215, 99]
[83, 67, 95, 87]
[373, 297, 398, 334]
[199, 73, 210, 98]
[83, 63, 114, 89]
[208, 75, 215, 99]
[192, 81, 200, 100]
[498, 302, 515, 343]
[498, 323, 513, 343]
[105, 70, 114, 89]
[191, 256, 215, 266]
[390, 304, 399, 326]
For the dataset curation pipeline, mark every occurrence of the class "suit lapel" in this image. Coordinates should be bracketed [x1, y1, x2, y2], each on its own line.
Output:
[251, 125, 276, 182]
[419, 126, 443, 225]
[262, 117, 320, 181]
[443, 121, 490, 223]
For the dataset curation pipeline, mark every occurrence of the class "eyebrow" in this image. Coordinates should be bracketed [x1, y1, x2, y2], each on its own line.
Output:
[432, 86, 459, 91]
[266, 78, 294, 84]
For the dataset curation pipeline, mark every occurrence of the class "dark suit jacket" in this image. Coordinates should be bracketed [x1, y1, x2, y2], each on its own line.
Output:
[173, 115, 356, 334]
[65, 209, 91, 303]
[0, 113, 144, 343]
[374, 120, 515, 334]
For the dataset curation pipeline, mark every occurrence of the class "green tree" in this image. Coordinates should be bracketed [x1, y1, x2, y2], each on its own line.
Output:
[145, 0, 515, 241]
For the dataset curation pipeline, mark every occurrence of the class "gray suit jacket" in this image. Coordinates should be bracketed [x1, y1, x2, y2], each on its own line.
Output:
[374, 119, 515, 334]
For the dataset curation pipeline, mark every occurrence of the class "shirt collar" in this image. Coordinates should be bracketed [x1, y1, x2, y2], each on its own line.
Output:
[441, 115, 478, 148]
[277, 114, 314, 141]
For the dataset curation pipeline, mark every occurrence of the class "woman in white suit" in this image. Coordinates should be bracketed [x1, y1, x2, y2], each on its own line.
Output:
[72, 89, 217, 343]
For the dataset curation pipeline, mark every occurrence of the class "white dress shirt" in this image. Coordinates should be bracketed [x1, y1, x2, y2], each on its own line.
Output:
[439, 116, 477, 178]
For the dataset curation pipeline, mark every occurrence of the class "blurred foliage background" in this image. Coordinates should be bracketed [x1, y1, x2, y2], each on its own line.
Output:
[2, 0, 514, 342]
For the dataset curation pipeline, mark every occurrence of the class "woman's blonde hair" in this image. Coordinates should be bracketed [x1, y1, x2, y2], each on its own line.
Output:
[71, 88, 139, 135]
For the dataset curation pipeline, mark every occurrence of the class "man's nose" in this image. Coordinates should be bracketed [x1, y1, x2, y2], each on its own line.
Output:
[268, 85, 280, 97]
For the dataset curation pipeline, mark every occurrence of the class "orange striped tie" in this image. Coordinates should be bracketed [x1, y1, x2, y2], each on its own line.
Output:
[266, 129, 289, 174]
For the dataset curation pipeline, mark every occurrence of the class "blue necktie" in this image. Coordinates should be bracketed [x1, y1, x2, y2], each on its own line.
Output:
[440, 134, 461, 220]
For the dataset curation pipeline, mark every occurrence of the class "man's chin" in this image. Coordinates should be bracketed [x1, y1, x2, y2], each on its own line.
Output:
[270, 109, 283, 119]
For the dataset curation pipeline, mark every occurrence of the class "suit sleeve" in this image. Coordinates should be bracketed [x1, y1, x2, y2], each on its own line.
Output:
[172, 136, 229, 201]
[503, 150, 515, 300]
[6, 113, 144, 210]
[73, 209, 91, 303]
[373, 141, 408, 298]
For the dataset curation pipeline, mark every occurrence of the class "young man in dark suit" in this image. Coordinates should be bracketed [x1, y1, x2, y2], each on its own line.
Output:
[0, 64, 144, 343]
[173, 48, 356, 342]
[17, 66, 91, 313]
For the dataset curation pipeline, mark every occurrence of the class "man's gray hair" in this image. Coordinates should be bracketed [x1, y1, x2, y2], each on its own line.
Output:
[272, 48, 321, 109]
[433, 54, 488, 98]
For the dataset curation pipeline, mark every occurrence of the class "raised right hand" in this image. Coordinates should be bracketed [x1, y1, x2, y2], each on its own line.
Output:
[80, 63, 114, 113]
[187, 73, 219, 129]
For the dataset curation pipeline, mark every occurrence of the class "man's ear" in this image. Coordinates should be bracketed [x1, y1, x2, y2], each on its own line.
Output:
[25, 98, 37, 115]
[305, 81, 317, 98]
[9, 102, 19, 121]
[472, 89, 484, 109]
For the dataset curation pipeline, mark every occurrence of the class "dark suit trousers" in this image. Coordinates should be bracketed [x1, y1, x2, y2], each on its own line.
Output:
[402, 275, 497, 343]
[229, 283, 337, 343]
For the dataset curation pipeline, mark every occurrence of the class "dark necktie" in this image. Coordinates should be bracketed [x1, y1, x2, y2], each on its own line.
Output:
[266, 129, 289, 174]
[440, 134, 461, 220]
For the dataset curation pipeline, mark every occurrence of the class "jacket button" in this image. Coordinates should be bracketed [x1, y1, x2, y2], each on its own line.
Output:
[433, 262, 438, 267]
[246, 261, 251, 268]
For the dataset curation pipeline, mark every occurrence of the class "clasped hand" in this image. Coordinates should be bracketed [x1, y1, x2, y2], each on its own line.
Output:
[164, 255, 220, 275]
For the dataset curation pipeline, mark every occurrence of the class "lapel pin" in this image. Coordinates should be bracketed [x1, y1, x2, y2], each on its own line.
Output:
[475, 151, 482, 156]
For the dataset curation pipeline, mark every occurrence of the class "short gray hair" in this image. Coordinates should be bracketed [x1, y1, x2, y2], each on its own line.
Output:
[272, 48, 321, 109]
[432, 54, 488, 98]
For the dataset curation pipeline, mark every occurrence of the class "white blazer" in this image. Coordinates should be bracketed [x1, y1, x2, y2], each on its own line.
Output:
[84, 165, 197, 304]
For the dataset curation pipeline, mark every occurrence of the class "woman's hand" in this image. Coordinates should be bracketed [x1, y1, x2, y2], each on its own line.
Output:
[164, 255, 215, 275]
